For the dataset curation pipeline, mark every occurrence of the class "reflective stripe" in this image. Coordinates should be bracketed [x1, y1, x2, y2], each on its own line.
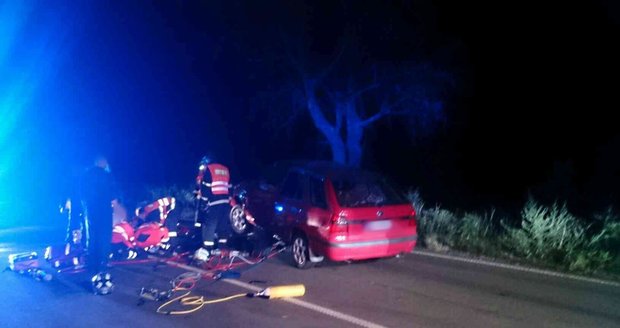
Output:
[203, 241, 214, 246]
[212, 187, 229, 193]
[328, 235, 417, 248]
[208, 199, 229, 206]
[159, 206, 165, 220]
[168, 231, 177, 237]
[163, 198, 170, 206]
[113, 226, 130, 241]
[194, 222, 202, 227]
[204, 181, 229, 187]
[157, 199, 165, 206]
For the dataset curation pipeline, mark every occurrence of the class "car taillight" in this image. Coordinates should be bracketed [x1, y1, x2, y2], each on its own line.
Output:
[408, 210, 417, 227]
[331, 213, 349, 233]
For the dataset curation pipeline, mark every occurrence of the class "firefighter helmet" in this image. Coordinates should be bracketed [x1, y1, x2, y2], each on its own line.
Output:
[199, 155, 212, 171]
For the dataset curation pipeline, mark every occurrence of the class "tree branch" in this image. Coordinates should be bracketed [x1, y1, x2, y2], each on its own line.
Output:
[361, 108, 389, 127]
[361, 96, 411, 127]
[336, 104, 344, 131]
[316, 45, 346, 83]
[303, 81, 336, 135]
[348, 83, 380, 100]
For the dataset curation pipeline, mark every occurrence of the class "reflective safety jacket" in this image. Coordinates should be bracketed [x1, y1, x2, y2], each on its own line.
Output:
[196, 163, 231, 204]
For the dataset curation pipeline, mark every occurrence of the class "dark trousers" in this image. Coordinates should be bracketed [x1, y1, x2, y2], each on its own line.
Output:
[86, 210, 112, 274]
[201, 203, 232, 247]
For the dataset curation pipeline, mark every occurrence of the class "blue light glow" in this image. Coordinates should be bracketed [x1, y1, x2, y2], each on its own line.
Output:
[0, 0, 75, 228]
[275, 204, 284, 213]
[0, 0, 35, 227]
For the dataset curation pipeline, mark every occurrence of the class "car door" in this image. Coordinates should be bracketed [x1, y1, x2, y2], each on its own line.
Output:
[274, 171, 307, 240]
[305, 176, 332, 242]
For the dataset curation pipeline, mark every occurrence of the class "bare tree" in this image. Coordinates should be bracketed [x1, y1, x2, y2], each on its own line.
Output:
[289, 45, 450, 166]
[237, 2, 455, 167]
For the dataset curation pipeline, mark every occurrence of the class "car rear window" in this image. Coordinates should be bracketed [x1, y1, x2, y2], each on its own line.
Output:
[332, 175, 406, 207]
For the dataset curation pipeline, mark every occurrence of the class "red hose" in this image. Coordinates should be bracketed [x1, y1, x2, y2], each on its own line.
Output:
[161, 246, 285, 280]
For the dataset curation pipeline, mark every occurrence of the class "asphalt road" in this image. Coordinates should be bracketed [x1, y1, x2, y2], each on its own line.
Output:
[1, 231, 619, 327]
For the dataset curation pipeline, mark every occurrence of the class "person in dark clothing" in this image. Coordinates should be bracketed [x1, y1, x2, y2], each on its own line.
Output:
[61, 197, 84, 245]
[193, 156, 233, 262]
[79, 155, 118, 294]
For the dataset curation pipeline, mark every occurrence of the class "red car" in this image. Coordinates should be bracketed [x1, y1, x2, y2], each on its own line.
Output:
[242, 162, 417, 269]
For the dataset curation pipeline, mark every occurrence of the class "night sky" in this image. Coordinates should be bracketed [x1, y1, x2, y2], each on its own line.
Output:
[1, 0, 619, 226]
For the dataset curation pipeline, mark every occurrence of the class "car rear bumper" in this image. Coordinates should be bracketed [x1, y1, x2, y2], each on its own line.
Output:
[318, 235, 417, 261]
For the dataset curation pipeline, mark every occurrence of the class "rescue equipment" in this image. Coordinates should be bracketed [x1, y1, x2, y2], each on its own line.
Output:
[156, 277, 307, 315]
[91, 272, 114, 295]
[253, 284, 306, 299]
[112, 197, 176, 255]
[7, 252, 52, 281]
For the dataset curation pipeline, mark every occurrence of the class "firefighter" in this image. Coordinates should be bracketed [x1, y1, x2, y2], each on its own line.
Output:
[79, 155, 118, 294]
[193, 156, 232, 262]
[131, 197, 176, 228]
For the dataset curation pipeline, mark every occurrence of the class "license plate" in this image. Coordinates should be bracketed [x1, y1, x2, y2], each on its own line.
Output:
[366, 220, 392, 231]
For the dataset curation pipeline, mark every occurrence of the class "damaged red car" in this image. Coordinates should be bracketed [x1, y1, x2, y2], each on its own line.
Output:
[239, 162, 418, 269]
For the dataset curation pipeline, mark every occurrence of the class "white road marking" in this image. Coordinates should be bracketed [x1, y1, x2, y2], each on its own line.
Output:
[412, 250, 620, 288]
[161, 259, 388, 328]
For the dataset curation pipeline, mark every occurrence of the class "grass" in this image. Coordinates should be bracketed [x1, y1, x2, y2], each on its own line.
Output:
[409, 193, 620, 277]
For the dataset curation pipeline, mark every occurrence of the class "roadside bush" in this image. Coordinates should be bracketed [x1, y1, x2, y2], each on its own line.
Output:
[455, 211, 497, 255]
[567, 249, 613, 273]
[503, 200, 585, 265]
[576, 209, 620, 273]
[410, 190, 620, 276]
[408, 189, 425, 215]
[590, 208, 620, 255]
[416, 206, 458, 252]
[410, 191, 497, 254]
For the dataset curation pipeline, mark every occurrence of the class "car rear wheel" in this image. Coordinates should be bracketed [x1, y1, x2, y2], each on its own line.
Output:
[291, 234, 314, 269]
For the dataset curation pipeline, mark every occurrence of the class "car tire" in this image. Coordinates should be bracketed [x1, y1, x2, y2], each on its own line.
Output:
[229, 205, 251, 235]
[291, 233, 314, 269]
